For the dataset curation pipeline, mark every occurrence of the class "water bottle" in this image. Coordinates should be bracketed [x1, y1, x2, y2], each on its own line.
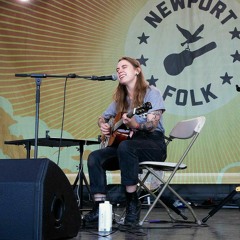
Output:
[98, 201, 112, 233]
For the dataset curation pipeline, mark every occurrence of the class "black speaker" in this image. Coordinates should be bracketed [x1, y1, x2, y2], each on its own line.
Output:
[0, 158, 80, 240]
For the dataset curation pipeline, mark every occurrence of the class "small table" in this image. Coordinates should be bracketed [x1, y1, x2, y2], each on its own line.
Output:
[4, 137, 99, 159]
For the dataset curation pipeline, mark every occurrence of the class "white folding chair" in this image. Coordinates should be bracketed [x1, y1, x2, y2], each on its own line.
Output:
[138, 116, 206, 226]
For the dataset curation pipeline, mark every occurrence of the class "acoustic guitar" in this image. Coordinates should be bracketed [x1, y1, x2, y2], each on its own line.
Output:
[100, 102, 152, 148]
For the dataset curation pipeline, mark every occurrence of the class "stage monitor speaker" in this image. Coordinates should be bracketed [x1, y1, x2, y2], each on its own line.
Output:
[0, 158, 80, 240]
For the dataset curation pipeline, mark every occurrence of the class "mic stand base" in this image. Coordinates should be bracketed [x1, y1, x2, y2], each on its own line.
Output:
[202, 186, 240, 223]
[72, 143, 94, 221]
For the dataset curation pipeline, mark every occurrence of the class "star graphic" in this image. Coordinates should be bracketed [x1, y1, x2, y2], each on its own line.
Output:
[229, 27, 240, 39]
[220, 72, 233, 85]
[137, 32, 150, 44]
[147, 75, 158, 86]
[231, 50, 240, 62]
[136, 55, 149, 66]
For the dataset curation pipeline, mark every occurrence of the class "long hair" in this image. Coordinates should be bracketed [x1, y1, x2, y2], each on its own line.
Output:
[113, 56, 149, 112]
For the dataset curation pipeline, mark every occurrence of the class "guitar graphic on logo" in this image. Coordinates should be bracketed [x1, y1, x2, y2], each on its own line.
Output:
[164, 24, 217, 76]
[100, 102, 152, 148]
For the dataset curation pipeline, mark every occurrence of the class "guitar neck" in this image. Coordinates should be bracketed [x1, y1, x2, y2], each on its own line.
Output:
[113, 119, 123, 131]
[126, 112, 134, 118]
[113, 110, 134, 131]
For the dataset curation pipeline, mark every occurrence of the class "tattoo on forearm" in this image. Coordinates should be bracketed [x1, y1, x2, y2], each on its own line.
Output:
[139, 110, 162, 131]
[151, 110, 162, 117]
[139, 121, 155, 131]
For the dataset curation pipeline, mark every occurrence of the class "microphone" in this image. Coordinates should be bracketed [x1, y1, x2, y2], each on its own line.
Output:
[15, 73, 47, 78]
[89, 74, 118, 81]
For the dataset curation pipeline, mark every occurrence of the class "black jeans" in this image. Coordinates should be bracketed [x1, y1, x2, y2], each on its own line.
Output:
[87, 131, 167, 194]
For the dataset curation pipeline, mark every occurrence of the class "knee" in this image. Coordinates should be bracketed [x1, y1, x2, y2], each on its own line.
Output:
[117, 141, 136, 160]
[117, 140, 131, 154]
[87, 151, 97, 168]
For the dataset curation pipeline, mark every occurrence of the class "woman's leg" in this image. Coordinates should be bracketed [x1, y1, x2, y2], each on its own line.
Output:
[83, 146, 119, 223]
[117, 135, 166, 225]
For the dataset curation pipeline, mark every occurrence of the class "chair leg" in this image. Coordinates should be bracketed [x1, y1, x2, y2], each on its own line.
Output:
[139, 167, 202, 226]
[138, 178, 177, 222]
[139, 190, 162, 225]
[165, 184, 202, 225]
[138, 171, 189, 220]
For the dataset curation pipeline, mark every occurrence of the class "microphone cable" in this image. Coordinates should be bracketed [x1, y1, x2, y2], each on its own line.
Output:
[56, 75, 69, 166]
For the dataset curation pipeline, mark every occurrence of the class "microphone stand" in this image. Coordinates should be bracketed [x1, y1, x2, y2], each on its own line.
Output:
[34, 76, 42, 159]
[15, 73, 104, 158]
[202, 187, 240, 223]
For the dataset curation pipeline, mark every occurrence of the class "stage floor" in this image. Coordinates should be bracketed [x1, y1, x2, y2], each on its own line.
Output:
[71, 206, 240, 240]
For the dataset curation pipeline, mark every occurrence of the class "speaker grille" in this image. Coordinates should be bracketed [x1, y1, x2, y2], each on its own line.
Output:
[0, 158, 80, 240]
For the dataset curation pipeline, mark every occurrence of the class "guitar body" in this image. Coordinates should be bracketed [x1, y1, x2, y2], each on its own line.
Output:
[100, 102, 152, 148]
[101, 112, 130, 148]
[108, 130, 130, 147]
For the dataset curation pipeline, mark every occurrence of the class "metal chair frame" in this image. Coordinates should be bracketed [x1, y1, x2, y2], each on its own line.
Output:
[138, 116, 206, 226]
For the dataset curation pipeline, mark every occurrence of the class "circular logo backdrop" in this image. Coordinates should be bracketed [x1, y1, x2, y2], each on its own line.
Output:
[125, 0, 240, 115]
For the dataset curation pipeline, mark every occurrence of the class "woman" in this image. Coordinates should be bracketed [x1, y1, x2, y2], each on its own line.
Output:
[83, 56, 167, 226]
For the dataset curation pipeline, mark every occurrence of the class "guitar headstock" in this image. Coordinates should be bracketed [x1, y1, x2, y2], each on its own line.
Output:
[134, 102, 152, 115]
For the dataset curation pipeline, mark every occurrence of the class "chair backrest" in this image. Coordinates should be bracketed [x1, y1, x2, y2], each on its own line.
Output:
[169, 116, 206, 140]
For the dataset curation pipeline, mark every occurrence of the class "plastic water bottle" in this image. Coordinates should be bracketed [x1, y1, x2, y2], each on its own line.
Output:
[98, 201, 112, 233]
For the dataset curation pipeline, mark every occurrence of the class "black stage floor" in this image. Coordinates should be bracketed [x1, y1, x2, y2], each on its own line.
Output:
[70, 205, 240, 240]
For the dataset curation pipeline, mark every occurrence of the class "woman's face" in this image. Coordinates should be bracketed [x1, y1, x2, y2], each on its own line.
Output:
[116, 59, 138, 86]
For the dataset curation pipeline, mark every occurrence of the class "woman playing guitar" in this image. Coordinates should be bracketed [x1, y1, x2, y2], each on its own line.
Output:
[83, 56, 167, 226]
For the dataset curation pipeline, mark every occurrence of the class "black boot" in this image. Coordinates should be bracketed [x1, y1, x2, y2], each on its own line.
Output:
[124, 191, 141, 226]
[82, 201, 103, 224]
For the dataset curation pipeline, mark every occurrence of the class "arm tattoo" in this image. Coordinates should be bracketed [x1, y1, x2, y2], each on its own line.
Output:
[139, 110, 162, 132]
[139, 121, 155, 131]
[151, 110, 162, 116]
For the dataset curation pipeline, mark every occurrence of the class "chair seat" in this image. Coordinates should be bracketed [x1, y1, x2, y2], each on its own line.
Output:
[139, 161, 187, 171]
